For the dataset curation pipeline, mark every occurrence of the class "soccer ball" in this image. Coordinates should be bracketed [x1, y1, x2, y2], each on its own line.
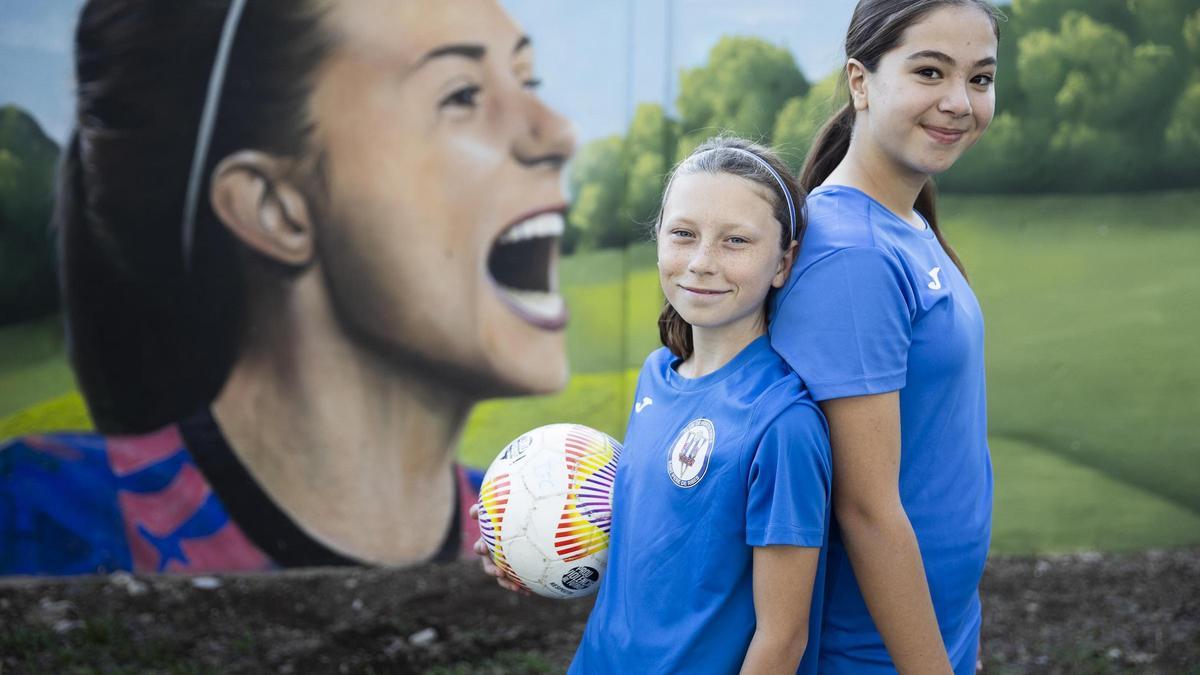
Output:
[477, 423, 622, 599]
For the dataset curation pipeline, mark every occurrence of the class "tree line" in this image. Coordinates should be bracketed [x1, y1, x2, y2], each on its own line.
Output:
[567, 0, 1200, 252]
[3, 0, 1198, 321]
[0, 106, 59, 325]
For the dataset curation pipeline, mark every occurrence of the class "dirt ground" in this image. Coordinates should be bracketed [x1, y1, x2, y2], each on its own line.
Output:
[1, 548, 1197, 674]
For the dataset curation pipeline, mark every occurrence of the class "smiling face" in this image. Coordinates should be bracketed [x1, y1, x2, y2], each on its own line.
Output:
[853, 4, 998, 178]
[306, 0, 575, 396]
[657, 172, 793, 341]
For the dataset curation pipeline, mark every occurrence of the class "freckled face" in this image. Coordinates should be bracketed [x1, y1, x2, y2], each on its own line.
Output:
[307, 0, 575, 396]
[657, 172, 792, 337]
[857, 5, 998, 177]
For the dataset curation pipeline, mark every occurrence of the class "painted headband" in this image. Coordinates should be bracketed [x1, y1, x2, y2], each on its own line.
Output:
[181, 0, 249, 272]
[674, 146, 798, 243]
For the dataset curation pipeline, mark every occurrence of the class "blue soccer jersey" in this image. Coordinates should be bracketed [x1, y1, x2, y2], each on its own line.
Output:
[570, 335, 831, 675]
[770, 185, 992, 674]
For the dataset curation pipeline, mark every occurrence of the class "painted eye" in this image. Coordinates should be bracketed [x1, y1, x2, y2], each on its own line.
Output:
[441, 85, 482, 108]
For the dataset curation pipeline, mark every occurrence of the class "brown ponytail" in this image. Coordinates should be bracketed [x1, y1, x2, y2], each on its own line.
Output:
[915, 179, 968, 282]
[799, 103, 853, 193]
[657, 303, 694, 363]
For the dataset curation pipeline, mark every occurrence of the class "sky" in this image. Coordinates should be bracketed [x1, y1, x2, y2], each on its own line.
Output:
[0, 0, 859, 146]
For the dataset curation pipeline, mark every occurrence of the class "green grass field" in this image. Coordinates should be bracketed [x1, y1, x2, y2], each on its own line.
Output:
[2, 191, 1198, 554]
[0, 314, 76, 419]
[941, 191, 1200, 519]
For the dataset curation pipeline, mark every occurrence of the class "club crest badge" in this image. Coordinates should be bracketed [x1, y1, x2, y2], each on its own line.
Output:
[666, 418, 716, 488]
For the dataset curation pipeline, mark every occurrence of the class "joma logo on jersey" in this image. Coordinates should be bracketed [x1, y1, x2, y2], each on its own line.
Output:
[927, 266, 943, 290]
[667, 418, 716, 488]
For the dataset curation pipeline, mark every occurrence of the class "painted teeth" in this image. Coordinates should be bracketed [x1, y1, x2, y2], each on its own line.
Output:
[498, 212, 564, 245]
[502, 289, 564, 320]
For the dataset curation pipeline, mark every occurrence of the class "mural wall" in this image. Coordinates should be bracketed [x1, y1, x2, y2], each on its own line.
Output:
[2, 0, 1199, 576]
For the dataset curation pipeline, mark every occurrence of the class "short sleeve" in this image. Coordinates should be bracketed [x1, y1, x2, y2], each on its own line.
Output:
[770, 247, 915, 401]
[745, 404, 830, 548]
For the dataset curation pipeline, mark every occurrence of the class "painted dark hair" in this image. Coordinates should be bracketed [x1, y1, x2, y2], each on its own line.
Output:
[656, 136, 805, 360]
[801, 0, 1003, 279]
[57, 1, 332, 433]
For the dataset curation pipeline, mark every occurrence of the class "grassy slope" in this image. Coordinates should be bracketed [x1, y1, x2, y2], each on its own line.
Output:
[2, 191, 1198, 552]
[989, 436, 1200, 554]
[942, 191, 1200, 516]
[0, 314, 75, 418]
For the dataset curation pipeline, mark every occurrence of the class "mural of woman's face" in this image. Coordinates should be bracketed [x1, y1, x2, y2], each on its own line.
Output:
[308, 0, 575, 396]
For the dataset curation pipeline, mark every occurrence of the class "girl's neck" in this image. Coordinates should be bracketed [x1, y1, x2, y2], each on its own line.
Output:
[211, 264, 473, 565]
[824, 134, 929, 229]
[678, 312, 765, 379]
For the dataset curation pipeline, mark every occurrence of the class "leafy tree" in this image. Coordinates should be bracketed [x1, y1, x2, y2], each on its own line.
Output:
[563, 14, 1200, 217]
[1165, 78, 1200, 177]
[994, 5, 1026, 117]
[622, 104, 677, 229]
[1127, 0, 1200, 47]
[772, 71, 843, 172]
[941, 112, 1049, 192]
[1011, 0, 1136, 36]
[1014, 12, 1185, 188]
[1185, 9, 1200, 64]
[676, 36, 808, 142]
[1047, 121, 1150, 189]
[0, 106, 60, 325]
[568, 136, 627, 250]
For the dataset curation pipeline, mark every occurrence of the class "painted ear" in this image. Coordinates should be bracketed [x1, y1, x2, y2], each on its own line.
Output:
[209, 150, 315, 267]
[846, 58, 869, 112]
[772, 240, 799, 289]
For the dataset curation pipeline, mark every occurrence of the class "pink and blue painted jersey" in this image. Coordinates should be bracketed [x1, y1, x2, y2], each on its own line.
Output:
[1, 411, 482, 576]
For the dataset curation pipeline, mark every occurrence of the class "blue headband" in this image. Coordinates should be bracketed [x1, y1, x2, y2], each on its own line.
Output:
[674, 146, 798, 243]
[181, 0, 249, 272]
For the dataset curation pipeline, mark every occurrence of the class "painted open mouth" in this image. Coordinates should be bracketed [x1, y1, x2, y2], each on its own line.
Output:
[487, 210, 567, 329]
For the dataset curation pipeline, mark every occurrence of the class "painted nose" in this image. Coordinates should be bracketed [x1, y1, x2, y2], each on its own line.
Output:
[513, 90, 576, 170]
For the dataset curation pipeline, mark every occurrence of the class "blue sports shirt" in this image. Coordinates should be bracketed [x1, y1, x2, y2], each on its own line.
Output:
[570, 336, 831, 675]
[770, 185, 992, 674]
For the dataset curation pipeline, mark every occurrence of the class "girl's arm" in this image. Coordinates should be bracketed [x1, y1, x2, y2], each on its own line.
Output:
[740, 545, 820, 675]
[821, 392, 952, 674]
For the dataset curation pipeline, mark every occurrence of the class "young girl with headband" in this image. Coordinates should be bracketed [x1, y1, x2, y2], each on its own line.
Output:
[557, 136, 832, 674]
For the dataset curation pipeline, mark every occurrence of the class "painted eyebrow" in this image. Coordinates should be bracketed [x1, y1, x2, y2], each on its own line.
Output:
[418, 43, 486, 66]
[415, 43, 484, 72]
[413, 35, 532, 71]
[906, 50, 996, 68]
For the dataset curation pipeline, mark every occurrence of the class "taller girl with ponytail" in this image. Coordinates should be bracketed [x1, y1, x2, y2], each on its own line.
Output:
[798, 0, 1000, 280]
[769, 1, 1003, 672]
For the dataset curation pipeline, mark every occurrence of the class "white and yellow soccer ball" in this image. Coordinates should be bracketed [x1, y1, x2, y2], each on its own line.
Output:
[477, 423, 622, 599]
